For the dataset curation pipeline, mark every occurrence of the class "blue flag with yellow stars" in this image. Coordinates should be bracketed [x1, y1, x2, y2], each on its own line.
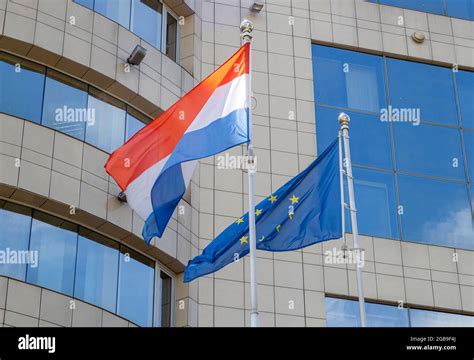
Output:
[184, 139, 341, 282]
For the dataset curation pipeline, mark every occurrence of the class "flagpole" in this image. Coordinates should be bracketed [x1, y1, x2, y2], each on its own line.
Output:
[338, 113, 367, 327]
[338, 131, 347, 252]
[241, 19, 259, 328]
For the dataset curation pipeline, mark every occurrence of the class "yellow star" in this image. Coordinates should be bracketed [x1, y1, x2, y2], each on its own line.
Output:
[289, 211, 294, 220]
[258, 235, 265, 242]
[276, 224, 281, 232]
[268, 194, 277, 204]
[240, 235, 248, 245]
[255, 208, 262, 216]
[290, 195, 299, 204]
[236, 217, 244, 225]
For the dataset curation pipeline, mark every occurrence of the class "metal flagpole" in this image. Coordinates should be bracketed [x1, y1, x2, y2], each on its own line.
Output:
[241, 19, 259, 327]
[338, 130, 347, 252]
[338, 112, 367, 327]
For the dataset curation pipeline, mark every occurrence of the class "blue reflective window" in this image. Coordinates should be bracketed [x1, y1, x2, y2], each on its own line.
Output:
[393, 122, 465, 180]
[316, 106, 393, 169]
[326, 297, 474, 327]
[465, 131, 474, 182]
[312, 45, 386, 113]
[457, 70, 474, 129]
[27, 214, 78, 295]
[345, 168, 399, 239]
[326, 297, 359, 327]
[131, 0, 162, 49]
[0, 202, 166, 325]
[42, 71, 88, 141]
[94, 0, 131, 28]
[398, 175, 473, 249]
[312, 45, 474, 250]
[0, 57, 45, 123]
[370, 0, 444, 14]
[74, 231, 119, 312]
[86, 93, 126, 153]
[410, 308, 474, 327]
[125, 113, 145, 141]
[387, 58, 458, 126]
[446, 0, 474, 20]
[0, 203, 32, 281]
[326, 298, 409, 327]
[74, 0, 94, 9]
[117, 248, 154, 326]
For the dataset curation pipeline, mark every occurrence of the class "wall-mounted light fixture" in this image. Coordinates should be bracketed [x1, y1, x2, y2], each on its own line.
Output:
[250, 2, 264, 12]
[127, 45, 147, 66]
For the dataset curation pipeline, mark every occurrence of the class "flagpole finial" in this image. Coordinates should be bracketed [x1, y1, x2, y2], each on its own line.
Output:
[240, 19, 254, 42]
[338, 112, 350, 127]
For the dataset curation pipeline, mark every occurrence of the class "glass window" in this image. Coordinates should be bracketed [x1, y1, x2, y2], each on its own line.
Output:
[0, 201, 167, 326]
[345, 168, 399, 240]
[316, 106, 393, 170]
[94, 0, 131, 28]
[74, 0, 94, 9]
[464, 131, 474, 182]
[370, 0, 444, 14]
[387, 58, 458, 126]
[312, 45, 386, 113]
[410, 308, 474, 327]
[27, 213, 78, 295]
[326, 297, 474, 327]
[86, 91, 126, 153]
[457, 70, 474, 129]
[74, 229, 119, 312]
[446, 0, 474, 20]
[160, 271, 172, 327]
[131, 0, 162, 49]
[398, 175, 473, 249]
[117, 247, 154, 327]
[0, 55, 45, 123]
[42, 70, 88, 141]
[0, 202, 32, 281]
[326, 298, 409, 327]
[364, 302, 409, 327]
[166, 13, 178, 61]
[125, 113, 145, 141]
[393, 122, 466, 180]
[326, 297, 360, 327]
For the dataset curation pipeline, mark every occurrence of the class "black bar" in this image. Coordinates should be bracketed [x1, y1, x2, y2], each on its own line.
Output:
[0, 327, 473, 359]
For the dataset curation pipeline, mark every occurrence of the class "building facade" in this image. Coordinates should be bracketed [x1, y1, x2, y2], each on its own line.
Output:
[0, 0, 473, 327]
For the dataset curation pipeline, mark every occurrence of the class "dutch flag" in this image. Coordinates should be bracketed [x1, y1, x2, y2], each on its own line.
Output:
[105, 43, 250, 243]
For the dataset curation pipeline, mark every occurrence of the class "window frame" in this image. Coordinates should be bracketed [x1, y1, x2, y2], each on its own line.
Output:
[162, 5, 180, 62]
[154, 264, 175, 327]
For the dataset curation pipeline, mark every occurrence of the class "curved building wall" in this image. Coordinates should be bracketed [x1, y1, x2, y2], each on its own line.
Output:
[0, 0, 198, 327]
[0, 276, 138, 327]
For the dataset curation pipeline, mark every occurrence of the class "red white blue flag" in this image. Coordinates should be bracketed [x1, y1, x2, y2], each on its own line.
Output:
[105, 43, 250, 243]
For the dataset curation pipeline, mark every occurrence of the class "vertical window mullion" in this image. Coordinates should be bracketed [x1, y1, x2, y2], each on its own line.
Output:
[162, 6, 168, 54]
[154, 267, 163, 327]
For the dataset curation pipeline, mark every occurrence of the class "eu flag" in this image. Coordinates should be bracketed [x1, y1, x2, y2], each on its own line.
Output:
[184, 139, 341, 282]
